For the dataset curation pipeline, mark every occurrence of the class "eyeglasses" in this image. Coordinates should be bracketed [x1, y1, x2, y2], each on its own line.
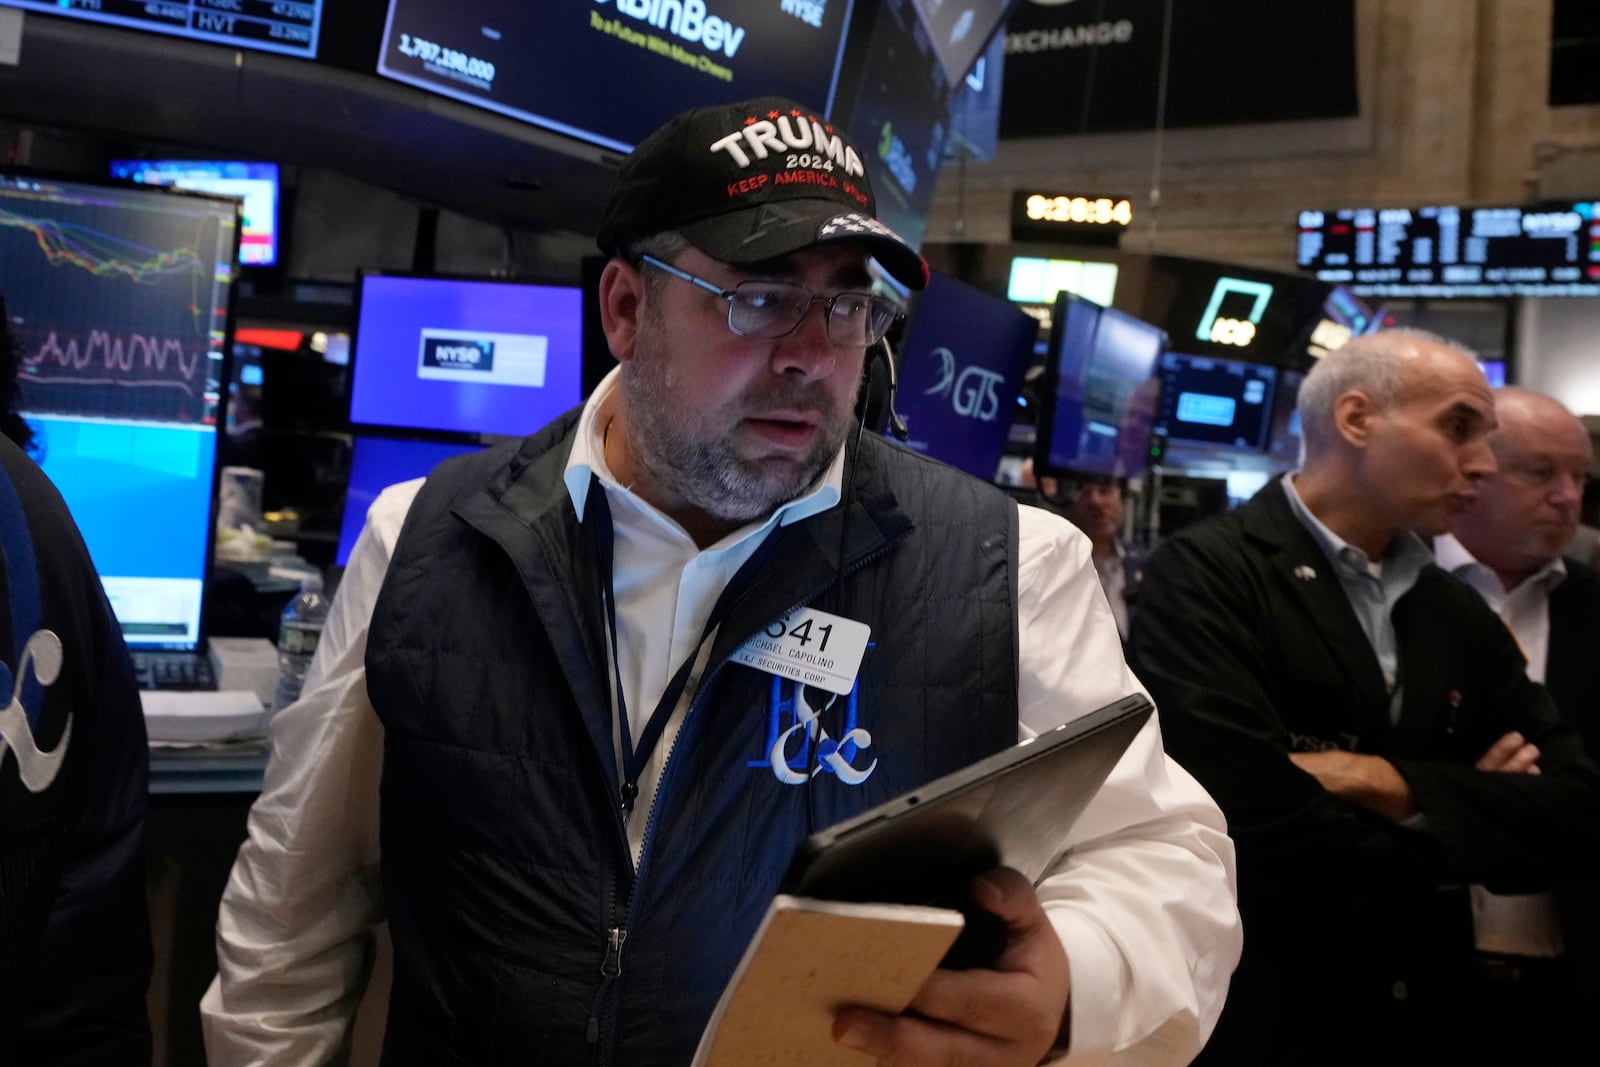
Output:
[1501, 461, 1592, 494]
[638, 254, 901, 348]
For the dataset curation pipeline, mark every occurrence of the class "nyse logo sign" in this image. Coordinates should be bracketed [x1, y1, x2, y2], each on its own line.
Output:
[779, 0, 825, 28]
[422, 336, 494, 371]
[1196, 277, 1274, 348]
[925, 347, 1004, 421]
[417, 328, 548, 387]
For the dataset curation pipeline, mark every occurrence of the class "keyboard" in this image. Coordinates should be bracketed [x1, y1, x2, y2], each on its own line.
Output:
[132, 650, 217, 691]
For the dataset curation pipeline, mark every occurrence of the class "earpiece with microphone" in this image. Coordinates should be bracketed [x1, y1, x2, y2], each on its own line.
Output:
[876, 339, 909, 442]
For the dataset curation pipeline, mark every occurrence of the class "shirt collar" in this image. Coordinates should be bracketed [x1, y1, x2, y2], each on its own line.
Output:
[562, 366, 845, 537]
[1281, 472, 1432, 580]
[1433, 532, 1567, 594]
[1092, 539, 1126, 564]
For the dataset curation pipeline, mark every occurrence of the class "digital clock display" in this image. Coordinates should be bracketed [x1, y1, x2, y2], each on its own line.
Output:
[1025, 194, 1133, 227]
[1012, 191, 1132, 245]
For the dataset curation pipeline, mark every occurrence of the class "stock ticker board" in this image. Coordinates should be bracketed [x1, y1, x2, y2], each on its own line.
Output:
[1297, 202, 1600, 298]
[0, 0, 322, 59]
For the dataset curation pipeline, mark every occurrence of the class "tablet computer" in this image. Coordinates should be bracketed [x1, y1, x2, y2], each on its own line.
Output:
[781, 692, 1153, 966]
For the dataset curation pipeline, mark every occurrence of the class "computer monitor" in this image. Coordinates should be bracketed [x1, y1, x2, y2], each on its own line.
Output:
[110, 160, 282, 267]
[336, 435, 484, 566]
[1034, 295, 1166, 480]
[893, 272, 1039, 480]
[0, 171, 241, 653]
[348, 272, 584, 439]
[1006, 256, 1120, 311]
[1154, 353, 1279, 453]
[1265, 368, 1305, 467]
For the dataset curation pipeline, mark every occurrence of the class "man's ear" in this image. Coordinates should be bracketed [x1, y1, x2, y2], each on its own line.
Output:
[599, 258, 645, 363]
[1333, 389, 1376, 448]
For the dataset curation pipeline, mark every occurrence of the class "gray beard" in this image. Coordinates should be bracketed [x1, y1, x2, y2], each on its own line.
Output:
[620, 342, 856, 525]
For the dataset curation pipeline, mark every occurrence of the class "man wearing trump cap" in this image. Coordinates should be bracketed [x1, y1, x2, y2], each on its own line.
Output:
[202, 95, 1240, 1066]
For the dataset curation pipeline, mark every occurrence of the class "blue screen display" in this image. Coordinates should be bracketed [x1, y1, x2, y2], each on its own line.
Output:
[25, 416, 216, 649]
[27, 417, 213, 580]
[895, 272, 1038, 479]
[336, 435, 483, 566]
[1155, 353, 1278, 452]
[349, 274, 584, 438]
[1037, 296, 1166, 479]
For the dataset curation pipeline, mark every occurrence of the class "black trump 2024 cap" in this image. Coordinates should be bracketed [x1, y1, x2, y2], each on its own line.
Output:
[596, 95, 929, 291]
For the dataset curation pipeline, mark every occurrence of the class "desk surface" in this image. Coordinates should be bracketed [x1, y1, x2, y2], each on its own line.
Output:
[150, 743, 269, 795]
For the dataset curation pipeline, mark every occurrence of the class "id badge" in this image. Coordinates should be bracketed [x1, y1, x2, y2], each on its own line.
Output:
[730, 606, 871, 696]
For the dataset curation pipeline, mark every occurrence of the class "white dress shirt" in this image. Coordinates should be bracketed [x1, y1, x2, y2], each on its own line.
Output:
[1090, 542, 1129, 641]
[202, 370, 1240, 1065]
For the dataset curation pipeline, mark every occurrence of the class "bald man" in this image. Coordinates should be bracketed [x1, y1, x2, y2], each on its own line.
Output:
[1437, 386, 1600, 1062]
[1130, 331, 1600, 1065]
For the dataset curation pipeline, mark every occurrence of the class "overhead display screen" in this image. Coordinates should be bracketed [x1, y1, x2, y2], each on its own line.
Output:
[376, 0, 857, 153]
[840, 0, 950, 252]
[0, 0, 323, 58]
[908, 0, 1014, 84]
[1139, 255, 1329, 371]
[1297, 202, 1600, 298]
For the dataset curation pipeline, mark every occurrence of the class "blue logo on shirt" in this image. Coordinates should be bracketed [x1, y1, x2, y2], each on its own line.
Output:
[749, 672, 876, 786]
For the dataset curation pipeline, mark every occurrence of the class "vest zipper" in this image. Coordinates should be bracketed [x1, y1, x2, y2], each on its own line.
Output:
[630, 526, 911, 893]
[585, 926, 627, 1044]
[604, 524, 912, 1061]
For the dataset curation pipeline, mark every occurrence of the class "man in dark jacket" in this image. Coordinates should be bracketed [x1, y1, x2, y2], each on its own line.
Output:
[0, 431, 152, 1065]
[1131, 330, 1600, 1065]
[1437, 385, 1600, 1062]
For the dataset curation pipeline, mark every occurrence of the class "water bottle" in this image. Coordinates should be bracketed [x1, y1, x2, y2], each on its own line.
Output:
[273, 574, 329, 711]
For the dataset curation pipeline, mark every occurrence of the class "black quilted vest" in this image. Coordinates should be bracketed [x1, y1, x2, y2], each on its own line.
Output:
[367, 413, 1019, 1066]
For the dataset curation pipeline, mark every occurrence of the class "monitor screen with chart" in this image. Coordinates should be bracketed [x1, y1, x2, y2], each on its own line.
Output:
[0, 171, 240, 651]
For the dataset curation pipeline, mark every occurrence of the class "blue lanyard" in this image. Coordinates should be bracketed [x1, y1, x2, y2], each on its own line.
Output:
[585, 475, 779, 812]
